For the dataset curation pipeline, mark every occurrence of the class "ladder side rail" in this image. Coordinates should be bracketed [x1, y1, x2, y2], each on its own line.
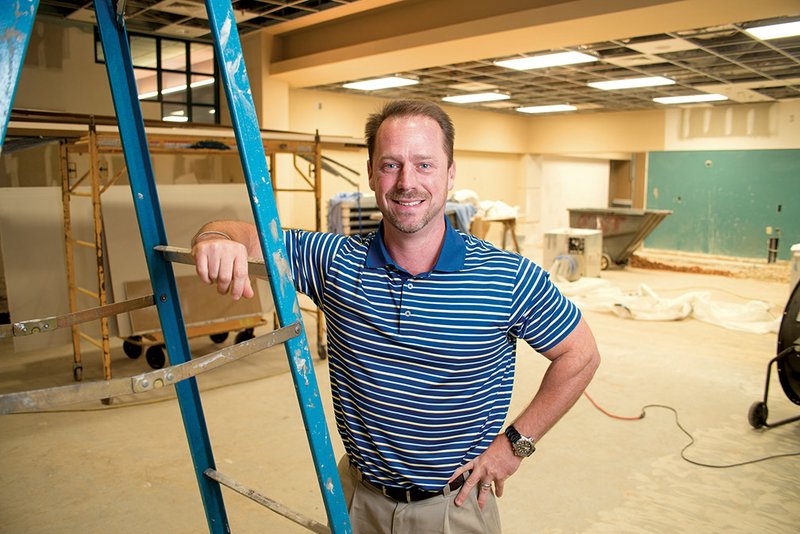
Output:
[61, 140, 84, 380]
[89, 123, 113, 380]
[204, 1, 351, 532]
[92, 1, 229, 532]
[0, 0, 39, 151]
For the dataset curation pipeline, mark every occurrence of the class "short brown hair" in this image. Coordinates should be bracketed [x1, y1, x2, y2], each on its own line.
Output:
[365, 99, 455, 166]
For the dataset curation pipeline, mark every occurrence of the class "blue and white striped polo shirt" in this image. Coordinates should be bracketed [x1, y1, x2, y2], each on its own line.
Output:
[284, 218, 580, 491]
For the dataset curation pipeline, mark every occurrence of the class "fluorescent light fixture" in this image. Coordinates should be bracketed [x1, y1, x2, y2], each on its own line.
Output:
[138, 90, 159, 100]
[162, 84, 188, 95]
[653, 94, 728, 104]
[190, 78, 215, 88]
[745, 20, 800, 40]
[342, 76, 419, 91]
[442, 93, 510, 104]
[516, 104, 577, 114]
[588, 76, 675, 90]
[162, 115, 189, 122]
[494, 51, 597, 70]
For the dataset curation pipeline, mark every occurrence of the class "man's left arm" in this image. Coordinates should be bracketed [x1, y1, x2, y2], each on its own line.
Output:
[451, 317, 600, 509]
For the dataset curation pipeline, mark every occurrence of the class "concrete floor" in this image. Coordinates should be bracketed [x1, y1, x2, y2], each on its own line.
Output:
[1, 265, 799, 533]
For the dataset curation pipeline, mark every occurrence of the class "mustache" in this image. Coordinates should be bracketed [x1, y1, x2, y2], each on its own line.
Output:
[389, 189, 429, 201]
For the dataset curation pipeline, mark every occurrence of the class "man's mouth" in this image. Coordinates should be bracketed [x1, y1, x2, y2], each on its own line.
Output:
[395, 199, 423, 207]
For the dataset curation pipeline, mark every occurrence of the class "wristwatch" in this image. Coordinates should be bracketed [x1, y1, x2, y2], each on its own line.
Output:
[505, 424, 536, 458]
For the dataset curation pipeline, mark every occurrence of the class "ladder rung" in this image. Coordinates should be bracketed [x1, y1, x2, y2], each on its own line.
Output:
[78, 331, 104, 349]
[8, 295, 154, 337]
[77, 287, 100, 299]
[0, 322, 301, 414]
[204, 469, 328, 534]
[155, 245, 269, 278]
[69, 191, 93, 198]
[74, 239, 97, 248]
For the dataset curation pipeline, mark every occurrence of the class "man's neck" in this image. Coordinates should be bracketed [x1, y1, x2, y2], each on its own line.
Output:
[382, 219, 446, 276]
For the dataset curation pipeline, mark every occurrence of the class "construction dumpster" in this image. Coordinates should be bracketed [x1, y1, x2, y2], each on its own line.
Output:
[568, 208, 672, 269]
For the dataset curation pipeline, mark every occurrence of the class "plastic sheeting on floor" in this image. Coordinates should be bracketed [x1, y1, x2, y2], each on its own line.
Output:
[554, 276, 780, 334]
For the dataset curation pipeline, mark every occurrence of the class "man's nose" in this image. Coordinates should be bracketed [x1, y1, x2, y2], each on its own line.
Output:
[396, 163, 416, 189]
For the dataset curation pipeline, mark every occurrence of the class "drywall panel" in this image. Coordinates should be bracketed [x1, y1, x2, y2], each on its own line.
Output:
[538, 156, 610, 234]
[646, 149, 800, 260]
[0, 188, 82, 352]
[663, 101, 800, 151]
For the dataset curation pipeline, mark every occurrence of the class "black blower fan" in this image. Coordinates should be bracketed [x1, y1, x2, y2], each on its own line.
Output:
[748, 280, 800, 429]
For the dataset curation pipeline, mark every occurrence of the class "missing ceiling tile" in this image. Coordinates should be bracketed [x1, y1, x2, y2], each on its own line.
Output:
[626, 37, 700, 55]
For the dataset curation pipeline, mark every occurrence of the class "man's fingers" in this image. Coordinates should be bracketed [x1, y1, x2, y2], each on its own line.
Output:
[230, 257, 254, 300]
[214, 255, 235, 295]
[448, 462, 472, 484]
[494, 479, 504, 498]
[454, 470, 482, 507]
[476, 482, 492, 510]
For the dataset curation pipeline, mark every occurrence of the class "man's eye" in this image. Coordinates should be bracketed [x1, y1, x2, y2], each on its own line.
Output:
[419, 163, 432, 169]
[384, 163, 399, 170]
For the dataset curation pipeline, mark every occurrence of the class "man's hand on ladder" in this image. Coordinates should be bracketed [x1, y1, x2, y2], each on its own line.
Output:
[192, 237, 255, 300]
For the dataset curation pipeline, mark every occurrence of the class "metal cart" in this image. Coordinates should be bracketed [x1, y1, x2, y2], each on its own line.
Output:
[122, 275, 269, 369]
[568, 208, 672, 269]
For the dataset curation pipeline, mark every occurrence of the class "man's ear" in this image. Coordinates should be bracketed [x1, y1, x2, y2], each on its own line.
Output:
[367, 160, 376, 191]
[447, 161, 456, 191]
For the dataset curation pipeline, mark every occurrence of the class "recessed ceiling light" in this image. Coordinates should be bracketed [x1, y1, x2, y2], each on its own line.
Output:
[588, 76, 675, 90]
[342, 76, 419, 91]
[162, 84, 188, 95]
[442, 93, 510, 104]
[516, 104, 577, 114]
[163, 115, 189, 122]
[653, 94, 728, 104]
[494, 51, 597, 70]
[745, 20, 800, 40]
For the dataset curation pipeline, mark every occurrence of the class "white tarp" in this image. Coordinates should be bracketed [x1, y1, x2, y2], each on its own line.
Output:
[554, 277, 780, 334]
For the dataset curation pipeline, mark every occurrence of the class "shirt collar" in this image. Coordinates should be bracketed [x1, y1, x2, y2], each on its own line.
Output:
[366, 217, 466, 274]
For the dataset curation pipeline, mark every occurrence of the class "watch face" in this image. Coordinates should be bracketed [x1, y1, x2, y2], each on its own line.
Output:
[513, 439, 535, 457]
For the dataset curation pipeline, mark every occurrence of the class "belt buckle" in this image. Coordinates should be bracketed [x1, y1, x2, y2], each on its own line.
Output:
[381, 486, 413, 503]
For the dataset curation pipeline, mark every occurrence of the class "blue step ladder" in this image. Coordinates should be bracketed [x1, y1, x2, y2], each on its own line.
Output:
[0, 1, 351, 532]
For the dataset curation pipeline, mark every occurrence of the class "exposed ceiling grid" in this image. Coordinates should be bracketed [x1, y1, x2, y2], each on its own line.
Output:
[34, 1, 800, 116]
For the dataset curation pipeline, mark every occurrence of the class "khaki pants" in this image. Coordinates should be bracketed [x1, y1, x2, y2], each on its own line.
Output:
[338, 457, 502, 534]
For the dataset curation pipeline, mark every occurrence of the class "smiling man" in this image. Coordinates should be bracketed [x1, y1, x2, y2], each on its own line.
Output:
[191, 99, 600, 533]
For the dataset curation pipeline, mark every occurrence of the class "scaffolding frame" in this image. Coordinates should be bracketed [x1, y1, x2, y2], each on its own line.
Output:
[7, 109, 348, 380]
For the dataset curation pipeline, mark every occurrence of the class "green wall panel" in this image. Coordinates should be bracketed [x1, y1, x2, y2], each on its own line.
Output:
[646, 149, 800, 261]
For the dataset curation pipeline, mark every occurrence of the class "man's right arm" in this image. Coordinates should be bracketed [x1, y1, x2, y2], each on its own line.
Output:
[191, 220, 260, 300]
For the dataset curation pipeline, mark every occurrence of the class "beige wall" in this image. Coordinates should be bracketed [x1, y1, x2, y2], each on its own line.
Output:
[9, 20, 800, 250]
[526, 109, 667, 154]
[15, 22, 115, 116]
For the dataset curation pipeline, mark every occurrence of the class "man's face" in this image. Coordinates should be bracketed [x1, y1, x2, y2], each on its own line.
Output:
[367, 115, 455, 235]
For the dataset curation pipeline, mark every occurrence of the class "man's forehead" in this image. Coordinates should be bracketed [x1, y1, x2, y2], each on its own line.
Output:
[375, 115, 444, 148]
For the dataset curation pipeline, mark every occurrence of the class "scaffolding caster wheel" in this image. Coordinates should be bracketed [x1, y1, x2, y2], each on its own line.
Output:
[318, 344, 328, 360]
[600, 254, 611, 271]
[73, 363, 83, 382]
[146, 345, 167, 369]
[210, 332, 229, 344]
[748, 401, 768, 429]
[123, 336, 143, 359]
[235, 328, 255, 344]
